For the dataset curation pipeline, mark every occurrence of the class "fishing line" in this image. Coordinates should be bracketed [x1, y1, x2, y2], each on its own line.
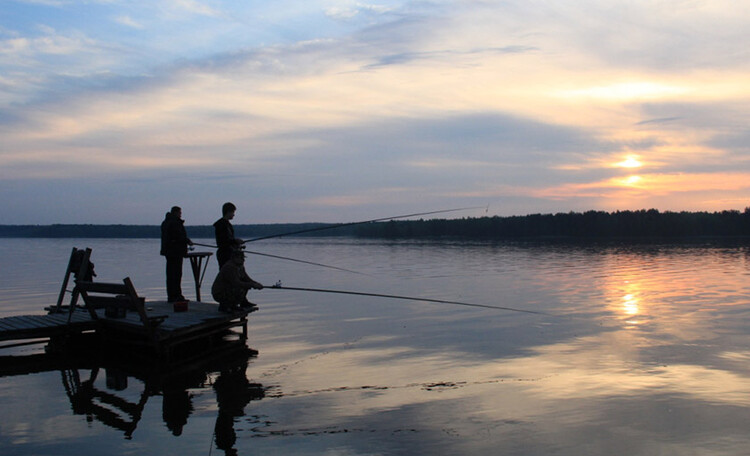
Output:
[265, 284, 553, 316]
[244, 250, 368, 275]
[191, 243, 366, 275]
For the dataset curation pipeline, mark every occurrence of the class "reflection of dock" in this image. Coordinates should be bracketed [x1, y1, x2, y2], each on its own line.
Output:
[0, 336, 264, 444]
[0, 247, 251, 359]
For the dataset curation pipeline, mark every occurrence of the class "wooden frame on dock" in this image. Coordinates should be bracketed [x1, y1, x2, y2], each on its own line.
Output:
[75, 278, 168, 338]
[49, 247, 94, 320]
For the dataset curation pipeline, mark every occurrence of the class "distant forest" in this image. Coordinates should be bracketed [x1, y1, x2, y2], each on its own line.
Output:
[2, 209, 750, 240]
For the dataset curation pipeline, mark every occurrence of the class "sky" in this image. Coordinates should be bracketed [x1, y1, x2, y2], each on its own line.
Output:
[1, 0, 749, 225]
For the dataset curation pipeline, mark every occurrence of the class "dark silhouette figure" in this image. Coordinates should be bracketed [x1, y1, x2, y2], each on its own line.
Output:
[162, 388, 194, 436]
[213, 360, 265, 455]
[213, 202, 243, 268]
[161, 206, 193, 302]
[211, 250, 263, 313]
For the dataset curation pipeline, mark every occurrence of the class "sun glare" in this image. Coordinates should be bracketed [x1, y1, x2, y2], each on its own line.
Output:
[623, 293, 639, 316]
[620, 175, 643, 187]
[616, 155, 643, 169]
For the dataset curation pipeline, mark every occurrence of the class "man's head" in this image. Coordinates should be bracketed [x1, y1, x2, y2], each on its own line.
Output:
[170, 206, 182, 218]
[222, 202, 236, 219]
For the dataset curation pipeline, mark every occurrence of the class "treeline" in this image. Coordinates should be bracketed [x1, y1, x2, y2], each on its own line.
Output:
[2, 209, 750, 239]
[0, 223, 332, 239]
[350, 209, 750, 238]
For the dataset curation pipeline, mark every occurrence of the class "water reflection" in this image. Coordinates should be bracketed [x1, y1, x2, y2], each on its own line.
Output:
[214, 359, 265, 455]
[0, 339, 264, 455]
[5, 239, 750, 455]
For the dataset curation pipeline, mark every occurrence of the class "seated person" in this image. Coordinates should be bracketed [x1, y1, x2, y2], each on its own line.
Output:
[211, 250, 263, 313]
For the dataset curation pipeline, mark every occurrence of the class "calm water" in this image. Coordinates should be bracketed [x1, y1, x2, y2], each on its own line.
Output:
[2, 237, 750, 455]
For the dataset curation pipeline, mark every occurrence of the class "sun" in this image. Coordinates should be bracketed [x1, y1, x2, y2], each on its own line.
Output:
[615, 155, 643, 169]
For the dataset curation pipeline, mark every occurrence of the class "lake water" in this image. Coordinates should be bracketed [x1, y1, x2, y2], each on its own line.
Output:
[2, 237, 750, 455]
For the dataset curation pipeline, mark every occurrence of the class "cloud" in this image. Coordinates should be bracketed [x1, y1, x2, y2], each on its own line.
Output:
[165, 0, 222, 18]
[115, 15, 144, 29]
[325, 3, 395, 22]
[1, 0, 750, 223]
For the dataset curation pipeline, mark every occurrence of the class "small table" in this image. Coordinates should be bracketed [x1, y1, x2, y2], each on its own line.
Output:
[186, 252, 213, 301]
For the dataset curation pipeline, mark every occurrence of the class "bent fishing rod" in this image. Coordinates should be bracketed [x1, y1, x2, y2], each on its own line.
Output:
[242, 206, 487, 244]
[265, 283, 552, 316]
[193, 205, 485, 273]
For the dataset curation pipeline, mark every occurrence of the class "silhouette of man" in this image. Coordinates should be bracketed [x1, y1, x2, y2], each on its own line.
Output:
[214, 202, 243, 268]
[213, 360, 264, 454]
[212, 250, 263, 313]
[160, 206, 193, 302]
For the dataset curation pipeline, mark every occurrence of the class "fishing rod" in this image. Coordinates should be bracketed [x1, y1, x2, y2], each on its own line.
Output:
[193, 205, 486, 273]
[242, 206, 487, 244]
[191, 242, 366, 275]
[265, 283, 552, 316]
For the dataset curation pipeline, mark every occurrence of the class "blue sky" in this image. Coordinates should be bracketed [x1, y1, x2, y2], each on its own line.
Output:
[1, 0, 749, 224]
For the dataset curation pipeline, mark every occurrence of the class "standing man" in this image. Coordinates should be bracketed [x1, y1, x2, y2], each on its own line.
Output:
[160, 206, 193, 302]
[213, 202, 243, 268]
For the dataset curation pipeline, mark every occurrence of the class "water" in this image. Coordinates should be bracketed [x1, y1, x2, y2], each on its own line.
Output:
[2, 237, 750, 455]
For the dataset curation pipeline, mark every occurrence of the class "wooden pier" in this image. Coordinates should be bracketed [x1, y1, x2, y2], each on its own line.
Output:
[0, 299, 251, 358]
[92, 298, 251, 358]
[0, 247, 252, 359]
[0, 312, 96, 343]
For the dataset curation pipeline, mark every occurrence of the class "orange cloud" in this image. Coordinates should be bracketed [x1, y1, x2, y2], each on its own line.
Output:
[534, 172, 750, 200]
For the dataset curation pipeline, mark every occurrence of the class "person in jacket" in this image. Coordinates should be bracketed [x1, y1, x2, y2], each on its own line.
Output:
[160, 206, 193, 302]
[213, 202, 243, 268]
[212, 249, 263, 313]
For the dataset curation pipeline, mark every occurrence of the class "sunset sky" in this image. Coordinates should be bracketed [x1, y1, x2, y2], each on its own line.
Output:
[1, 0, 749, 224]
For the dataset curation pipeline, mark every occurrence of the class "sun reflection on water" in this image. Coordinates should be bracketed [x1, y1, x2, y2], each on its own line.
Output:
[618, 280, 644, 327]
[622, 293, 639, 315]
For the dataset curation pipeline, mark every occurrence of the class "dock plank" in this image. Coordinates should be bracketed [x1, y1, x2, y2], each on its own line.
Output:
[0, 320, 17, 331]
[0, 313, 97, 342]
[14, 316, 58, 328]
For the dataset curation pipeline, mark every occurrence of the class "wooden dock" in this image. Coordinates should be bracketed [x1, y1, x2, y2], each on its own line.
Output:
[0, 247, 252, 359]
[94, 299, 251, 356]
[0, 301, 251, 357]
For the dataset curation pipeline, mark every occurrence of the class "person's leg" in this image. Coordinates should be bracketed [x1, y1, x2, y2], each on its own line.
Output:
[166, 256, 184, 301]
[175, 256, 184, 300]
[238, 289, 259, 312]
[166, 256, 177, 301]
[214, 289, 236, 312]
